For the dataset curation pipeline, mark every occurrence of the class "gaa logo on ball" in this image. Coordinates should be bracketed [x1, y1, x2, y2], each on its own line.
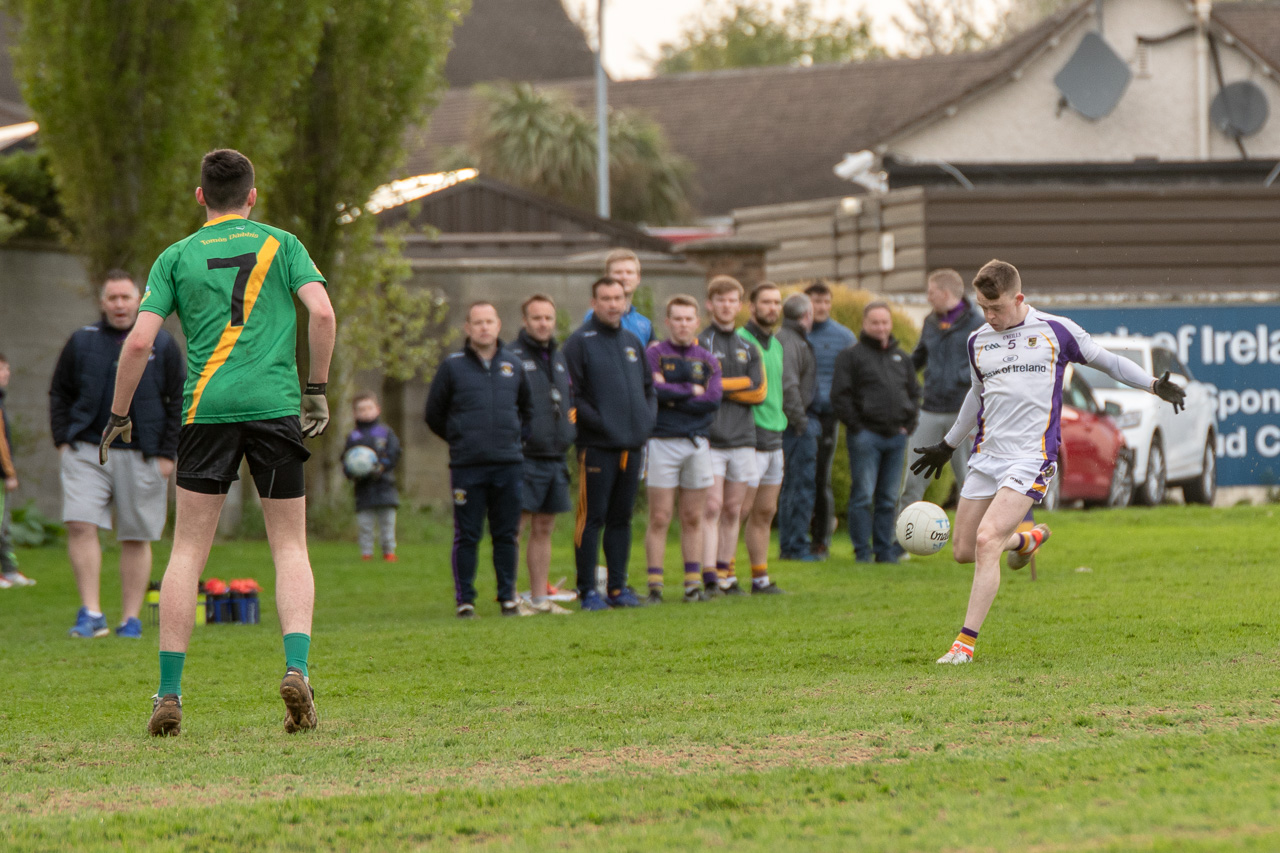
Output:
[895, 501, 951, 556]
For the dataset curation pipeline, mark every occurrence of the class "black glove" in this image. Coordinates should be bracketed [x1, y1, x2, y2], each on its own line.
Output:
[99, 413, 132, 465]
[910, 440, 955, 480]
[1151, 371, 1186, 414]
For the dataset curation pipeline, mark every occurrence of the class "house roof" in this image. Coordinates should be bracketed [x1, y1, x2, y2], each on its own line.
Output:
[406, 3, 1097, 216]
[443, 0, 596, 88]
[1212, 0, 1280, 72]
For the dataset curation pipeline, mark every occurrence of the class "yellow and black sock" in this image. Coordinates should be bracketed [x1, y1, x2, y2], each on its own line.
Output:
[955, 627, 978, 656]
[751, 564, 769, 588]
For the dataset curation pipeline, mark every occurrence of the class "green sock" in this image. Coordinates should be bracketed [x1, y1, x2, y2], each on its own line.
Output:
[283, 633, 311, 677]
[158, 651, 186, 697]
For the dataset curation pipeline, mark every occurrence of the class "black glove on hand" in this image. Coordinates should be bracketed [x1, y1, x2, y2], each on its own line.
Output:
[99, 413, 132, 465]
[1151, 371, 1186, 414]
[910, 441, 954, 480]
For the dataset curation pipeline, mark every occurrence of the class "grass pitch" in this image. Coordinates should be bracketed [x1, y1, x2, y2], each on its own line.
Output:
[1, 505, 1278, 851]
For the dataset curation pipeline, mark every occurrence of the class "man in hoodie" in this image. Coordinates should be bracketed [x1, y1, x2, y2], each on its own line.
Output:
[831, 301, 920, 563]
[803, 282, 857, 558]
[736, 283, 788, 595]
[776, 293, 818, 561]
[51, 270, 184, 638]
[643, 295, 722, 604]
[426, 301, 533, 618]
[563, 277, 657, 611]
[508, 293, 575, 615]
[896, 269, 985, 517]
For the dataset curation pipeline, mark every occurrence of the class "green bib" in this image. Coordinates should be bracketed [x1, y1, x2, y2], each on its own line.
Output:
[737, 326, 786, 432]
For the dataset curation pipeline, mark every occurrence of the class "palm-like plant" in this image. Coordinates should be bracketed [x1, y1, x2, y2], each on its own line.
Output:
[464, 82, 693, 225]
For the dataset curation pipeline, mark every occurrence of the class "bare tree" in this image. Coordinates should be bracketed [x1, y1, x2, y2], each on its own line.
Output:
[894, 0, 1074, 56]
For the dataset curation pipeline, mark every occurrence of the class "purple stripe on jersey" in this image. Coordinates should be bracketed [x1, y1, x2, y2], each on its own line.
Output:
[1044, 318, 1085, 365]
[967, 331, 981, 377]
[972, 401, 985, 453]
[1027, 458, 1057, 502]
[1041, 357, 1068, 463]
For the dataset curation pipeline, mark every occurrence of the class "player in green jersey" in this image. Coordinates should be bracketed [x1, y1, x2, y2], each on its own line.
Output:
[102, 149, 336, 737]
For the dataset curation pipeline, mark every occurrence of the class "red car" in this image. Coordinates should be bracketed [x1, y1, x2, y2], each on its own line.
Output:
[1042, 365, 1135, 510]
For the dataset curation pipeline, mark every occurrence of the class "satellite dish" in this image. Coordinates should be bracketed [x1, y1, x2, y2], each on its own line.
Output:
[1210, 81, 1269, 138]
[1053, 31, 1132, 120]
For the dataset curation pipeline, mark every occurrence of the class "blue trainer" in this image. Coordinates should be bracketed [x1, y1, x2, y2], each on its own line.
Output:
[607, 587, 645, 608]
[69, 607, 109, 638]
[116, 617, 143, 639]
[579, 589, 610, 612]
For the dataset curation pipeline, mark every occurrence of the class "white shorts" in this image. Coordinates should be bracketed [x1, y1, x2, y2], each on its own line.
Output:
[61, 443, 169, 540]
[646, 437, 714, 490]
[960, 452, 1057, 503]
[752, 448, 785, 487]
[707, 446, 757, 484]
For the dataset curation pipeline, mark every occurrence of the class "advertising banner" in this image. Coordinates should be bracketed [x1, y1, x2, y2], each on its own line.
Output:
[1057, 304, 1280, 487]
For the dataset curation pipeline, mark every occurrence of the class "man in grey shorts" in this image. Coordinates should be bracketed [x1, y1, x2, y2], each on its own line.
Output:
[49, 270, 184, 638]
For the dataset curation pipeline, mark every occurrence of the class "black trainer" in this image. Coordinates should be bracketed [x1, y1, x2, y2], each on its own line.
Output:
[683, 586, 709, 603]
[721, 581, 747, 596]
[646, 588, 663, 604]
[499, 600, 520, 617]
[456, 603, 476, 619]
[751, 581, 785, 595]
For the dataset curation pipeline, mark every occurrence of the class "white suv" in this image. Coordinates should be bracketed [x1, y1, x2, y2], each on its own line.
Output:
[1074, 335, 1217, 506]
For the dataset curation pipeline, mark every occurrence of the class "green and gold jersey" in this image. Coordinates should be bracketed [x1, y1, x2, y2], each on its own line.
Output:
[140, 214, 325, 424]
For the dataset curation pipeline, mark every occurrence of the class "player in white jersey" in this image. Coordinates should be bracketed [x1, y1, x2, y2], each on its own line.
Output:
[911, 260, 1186, 665]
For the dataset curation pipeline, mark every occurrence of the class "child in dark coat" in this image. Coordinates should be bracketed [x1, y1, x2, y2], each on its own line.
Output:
[344, 393, 401, 561]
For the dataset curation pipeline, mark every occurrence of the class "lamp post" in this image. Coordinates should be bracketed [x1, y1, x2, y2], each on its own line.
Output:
[595, 0, 610, 219]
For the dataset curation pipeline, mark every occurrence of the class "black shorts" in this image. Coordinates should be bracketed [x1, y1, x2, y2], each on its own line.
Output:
[522, 457, 571, 515]
[177, 416, 310, 498]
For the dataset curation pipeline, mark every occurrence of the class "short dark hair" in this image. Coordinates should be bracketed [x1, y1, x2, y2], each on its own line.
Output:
[749, 282, 780, 304]
[804, 281, 832, 298]
[101, 269, 137, 294]
[972, 259, 1021, 300]
[521, 293, 556, 317]
[863, 300, 891, 318]
[0, 352, 7, 364]
[465, 300, 498, 322]
[352, 391, 378, 408]
[591, 276, 624, 298]
[200, 149, 255, 211]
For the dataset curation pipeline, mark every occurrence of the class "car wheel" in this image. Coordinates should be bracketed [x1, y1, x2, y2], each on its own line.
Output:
[1106, 450, 1134, 508]
[1136, 434, 1166, 506]
[1042, 470, 1061, 511]
[1182, 438, 1217, 505]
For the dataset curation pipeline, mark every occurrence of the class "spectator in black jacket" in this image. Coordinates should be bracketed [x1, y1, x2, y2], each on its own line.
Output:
[508, 293, 575, 616]
[897, 269, 985, 514]
[426, 301, 532, 618]
[50, 271, 185, 638]
[776, 293, 819, 561]
[831, 301, 920, 563]
[562, 277, 657, 611]
[344, 392, 402, 562]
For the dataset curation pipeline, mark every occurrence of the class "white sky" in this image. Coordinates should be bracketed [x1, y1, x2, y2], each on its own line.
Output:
[560, 0, 963, 79]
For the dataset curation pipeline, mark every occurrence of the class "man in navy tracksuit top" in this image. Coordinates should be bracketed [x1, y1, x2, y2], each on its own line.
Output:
[562, 277, 657, 611]
[426, 301, 532, 618]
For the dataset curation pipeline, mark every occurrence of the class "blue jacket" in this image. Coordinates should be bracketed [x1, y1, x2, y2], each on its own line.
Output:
[562, 315, 656, 449]
[806, 317, 856, 415]
[583, 305, 654, 346]
[344, 419, 401, 510]
[425, 339, 532, 468]
[647, 339, 722, 439]
[48, 318, 184, 458]
[507, 329, 575, 459]
[911, 298, 984, 413]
